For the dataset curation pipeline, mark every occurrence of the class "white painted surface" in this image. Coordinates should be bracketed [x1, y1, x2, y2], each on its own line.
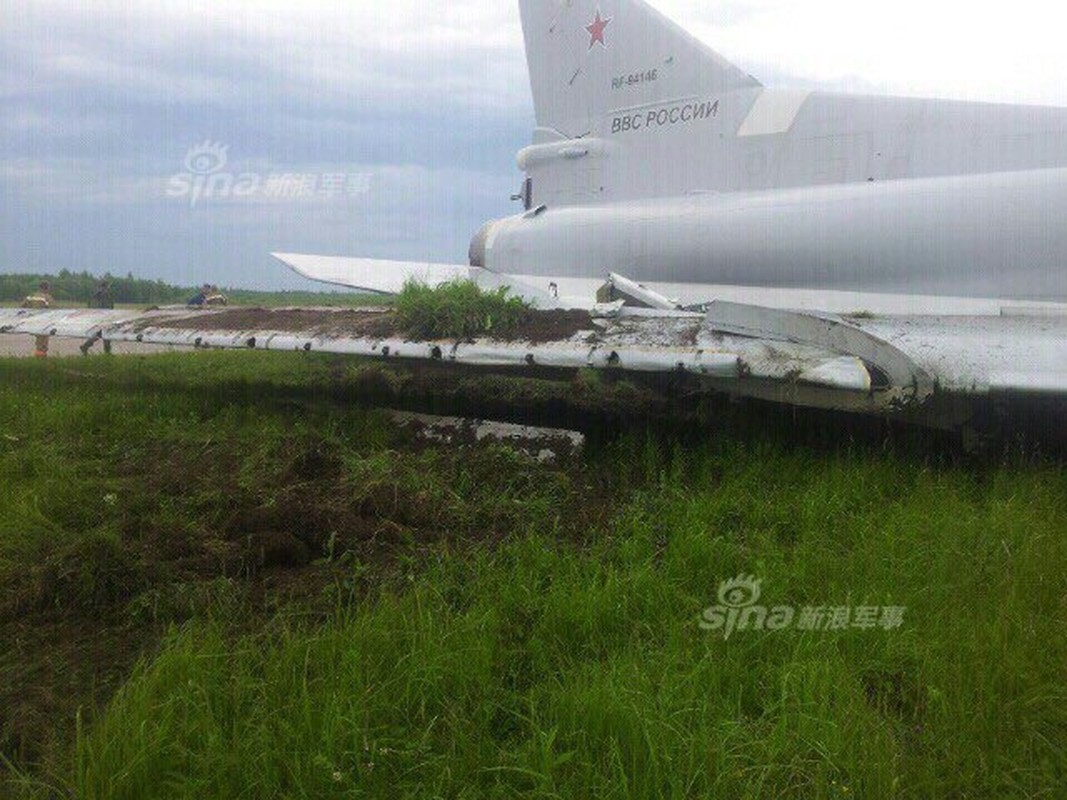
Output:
[736, 89, 811, 137]
[4, 303, 1066, 404]
[272, 253, 471, 294]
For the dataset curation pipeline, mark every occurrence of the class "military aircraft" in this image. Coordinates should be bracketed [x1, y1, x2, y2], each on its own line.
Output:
[281, 0, 1067, 315]
[4, 0, 1067, 431]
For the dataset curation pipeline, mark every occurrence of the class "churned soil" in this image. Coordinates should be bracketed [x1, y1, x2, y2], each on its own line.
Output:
[130, 308, 398, 339]
[132, 307, 596, 344]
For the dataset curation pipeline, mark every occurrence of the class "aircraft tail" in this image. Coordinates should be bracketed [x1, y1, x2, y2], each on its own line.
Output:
[518, 0, 760, 138]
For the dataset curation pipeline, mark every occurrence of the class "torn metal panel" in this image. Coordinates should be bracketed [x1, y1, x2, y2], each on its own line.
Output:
[388, 411, 585, 462]
[703, 301, 933, 397]
[602, 273, 682, 310]
[798, 357, 872, 393]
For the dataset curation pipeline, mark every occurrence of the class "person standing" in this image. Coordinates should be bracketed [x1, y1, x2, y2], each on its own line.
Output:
[81, 279, 115, 355]
[89, 280, 114, 310]
[21, 281, 55, 358]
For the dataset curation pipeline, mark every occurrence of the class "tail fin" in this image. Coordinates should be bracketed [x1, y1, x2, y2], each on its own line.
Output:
[519, 0, 760, 138]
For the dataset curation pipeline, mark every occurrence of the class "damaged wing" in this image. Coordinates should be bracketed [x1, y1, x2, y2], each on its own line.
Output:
[3, 299, 1066, 427]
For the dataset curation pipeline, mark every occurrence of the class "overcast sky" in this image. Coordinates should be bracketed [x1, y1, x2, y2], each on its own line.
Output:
[3, 0, 1066, 289]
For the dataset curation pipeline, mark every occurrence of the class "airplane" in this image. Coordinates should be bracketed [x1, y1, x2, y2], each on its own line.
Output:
[4, 0, 1067, 433]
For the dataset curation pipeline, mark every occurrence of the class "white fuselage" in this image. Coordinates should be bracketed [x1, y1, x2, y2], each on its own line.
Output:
[472, 88, 1067, 306]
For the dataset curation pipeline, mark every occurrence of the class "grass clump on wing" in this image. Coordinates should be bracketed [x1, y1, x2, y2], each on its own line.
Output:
[394, 279, 531, 340]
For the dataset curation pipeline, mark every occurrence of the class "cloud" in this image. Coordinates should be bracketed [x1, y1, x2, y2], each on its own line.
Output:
[3, 0, 1067, 288]
[665, 0, 1067, 105]
[0, 149, 519, 289]
[2, 0, 531, 112]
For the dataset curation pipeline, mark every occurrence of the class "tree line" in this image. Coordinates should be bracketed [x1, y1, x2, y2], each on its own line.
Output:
[0, 270, 368, 308]
[0, 271, 191, 305]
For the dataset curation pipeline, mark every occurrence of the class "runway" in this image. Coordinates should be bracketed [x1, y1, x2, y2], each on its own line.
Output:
[0, 334, 183, 359]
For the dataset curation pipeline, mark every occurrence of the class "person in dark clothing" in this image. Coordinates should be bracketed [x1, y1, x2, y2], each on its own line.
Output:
[88, 280, 115, 310]
[81, 280, 115, 355]
[187, 284, 212, 307]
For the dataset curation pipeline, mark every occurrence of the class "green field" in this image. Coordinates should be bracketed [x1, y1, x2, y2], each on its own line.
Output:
[1, 352, 1064, 799]
[0, 271, 379, 309]
[1, 295, 381, 311]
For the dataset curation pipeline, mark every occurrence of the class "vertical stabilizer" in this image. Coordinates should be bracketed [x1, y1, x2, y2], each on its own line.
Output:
[518, 0, 760, 138]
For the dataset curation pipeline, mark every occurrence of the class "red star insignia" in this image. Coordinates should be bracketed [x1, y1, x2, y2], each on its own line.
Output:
[586, 8, 612, 50]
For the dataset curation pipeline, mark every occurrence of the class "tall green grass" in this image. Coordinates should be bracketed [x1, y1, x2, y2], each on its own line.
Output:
[395, 280, 531, 340]
[76, 451, 1067, 798]
[1, 354, 1065, 798]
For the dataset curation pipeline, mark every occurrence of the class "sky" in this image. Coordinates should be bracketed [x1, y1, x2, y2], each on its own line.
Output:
[3, 0, 1067, 290]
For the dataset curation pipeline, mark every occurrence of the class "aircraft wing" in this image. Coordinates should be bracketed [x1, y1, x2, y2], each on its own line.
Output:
[3, 302, 1066, 427]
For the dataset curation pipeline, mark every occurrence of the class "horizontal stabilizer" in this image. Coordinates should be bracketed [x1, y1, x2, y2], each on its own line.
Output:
[272, 253, 473, 294]
[272, 253, 569, 308]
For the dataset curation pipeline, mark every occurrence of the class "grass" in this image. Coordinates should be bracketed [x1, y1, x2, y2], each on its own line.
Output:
[2, 294, 383, 311]
[0, 352, 1065, 798]
[395, 280, 531, 340]
[223, 289, 386, 308]
[0, 270, 379, 309]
